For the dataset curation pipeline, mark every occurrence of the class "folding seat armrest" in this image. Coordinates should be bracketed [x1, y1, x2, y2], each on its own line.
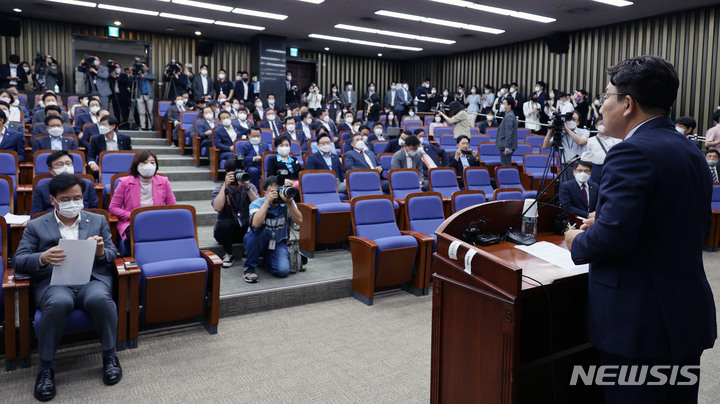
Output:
[348, 236, 380, 302]
[400, 230, 435, 244]
[3, 268, 30, 289]
[200, 250, 222, 333]
[115, 257, 139, 348]
[348, 235, 378, 250]
[297, 203, 318, 253]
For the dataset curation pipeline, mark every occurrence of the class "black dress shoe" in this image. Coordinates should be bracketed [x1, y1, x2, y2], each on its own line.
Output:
[102, 356, 122, 386]
[34, 369, 56, 402]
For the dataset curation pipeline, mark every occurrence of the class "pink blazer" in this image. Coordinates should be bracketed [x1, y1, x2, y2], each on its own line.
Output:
[108, 175, 177, 238]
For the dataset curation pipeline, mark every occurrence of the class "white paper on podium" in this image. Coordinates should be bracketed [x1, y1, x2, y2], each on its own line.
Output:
[50, 239, 97, 286]
[515, 241, 589, 274]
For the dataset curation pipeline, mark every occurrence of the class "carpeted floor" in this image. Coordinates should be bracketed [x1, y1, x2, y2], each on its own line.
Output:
[2, 252, 719, 403]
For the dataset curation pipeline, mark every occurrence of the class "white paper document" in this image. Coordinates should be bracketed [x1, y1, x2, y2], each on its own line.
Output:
[515, 241, 589, 274]
[4, 213, 31, 225]
[50, 239, 97, 286]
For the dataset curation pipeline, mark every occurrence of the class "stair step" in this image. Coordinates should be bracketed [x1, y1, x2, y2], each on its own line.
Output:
[131, 138, 168, 147]
[172, 181, 216, 201]
[143, 146, 178, 155]
[123, 130, 162, 139]
[156, 155, 195, 166]
[160, 169, 211, 182]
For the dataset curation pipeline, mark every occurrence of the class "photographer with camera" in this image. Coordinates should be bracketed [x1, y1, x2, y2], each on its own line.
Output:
[542, 111, 589, 174]
[33, 54, 63, 92]
[242, 176, 302, 283]
[162, 60, 187, 100]
[77, 56, 112, 109]
[212, 157, 259, 268]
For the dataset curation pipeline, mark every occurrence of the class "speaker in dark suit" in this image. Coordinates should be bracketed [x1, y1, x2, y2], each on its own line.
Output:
[567, 56, 715, 403]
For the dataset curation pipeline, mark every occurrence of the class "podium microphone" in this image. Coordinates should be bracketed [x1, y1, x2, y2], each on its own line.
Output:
[504, 155, 581, 245]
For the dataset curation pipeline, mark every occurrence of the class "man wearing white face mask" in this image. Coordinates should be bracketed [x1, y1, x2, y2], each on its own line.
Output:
[559, 160, 598, 219]
[192, 64, 214, 101]
[252, 97, 266, 122]
[584, 119, 621, 184]
[0, 54, 28, 89]
[214, 69, 234, 100]
[14, 173, 122, 402]
[299, 111, 314, 143]
[213, 110, 244, 166]
[367, 122, 387, 143]
[385, 82, 397, 109]
[87, 115, 132, 173]
[312, 108, 338, 137]
[344, 132, 390, 192]
[390, 134, 429, 190]
[30, 150, 99, 215]
[237, 127, 270, 189]
[542, 111, 589, 172]
[341, 81, 357, 113]
[74, 97, 102, 133]
[259, 108, 283, 138]
[395, 80, 412, 118]
[416, 77, 433, 113]
[306, 132, 347, 193]
[280, 116, 307, 151]
[33, 115, 78, 154]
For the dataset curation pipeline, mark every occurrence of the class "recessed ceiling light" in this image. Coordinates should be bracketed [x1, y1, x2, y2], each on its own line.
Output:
[172, 0, 233, 12]
[98, 4, 159, 16]
[335, 24, 456, 44]
[297, 0, 324, 3]
[195, 31, 202, 36]
[375, 10, 503, 34]
[159, 12, 214, 24]
[592, 0, 633, 6]
[231, 7, 288, 20]
[13, 8, 22, 12]
[45, 0, 97, 8]
[214, 21, 265, 31]
[430, 0, 556, 23]
[378, 53, 382, 57]
[113, 20, 122, 26]
[309, 33, 422, 52]
[324, 47, 330, 51]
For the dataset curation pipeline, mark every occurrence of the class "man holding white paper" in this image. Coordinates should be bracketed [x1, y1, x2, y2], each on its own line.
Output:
[12, 173, 122, 402]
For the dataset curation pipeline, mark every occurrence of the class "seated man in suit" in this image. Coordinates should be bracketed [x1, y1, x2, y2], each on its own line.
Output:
[87, 115, 132, 173]
[74, 97, 102, 134]
[312, 108, 339, 138]
[259, 108, 284, 139]
[449, 135, 480, 187]
[80, 109, 109, 150]
[478, 112, 497, 134]
[252, 98, 266, 123]
[32, 115, 79, 154]
[391, 134, 429, 190]
[306, 131, 346, 194]
[196, 106, 219, 142]
[558, 160, 598, 219]
[414, 128, 447, 176]
[367, 122, 388, 143]
[30, 150, 98, 216]
[32, 106, 74, 136]
[12, 173, 122, 401]
[344, 132, 389, 192]
[236, 126, 270, 190]
[163, 93, 189, 145]
[343, 126, 370, 154]
[213, 111, 246, 169]
[298, 112, 315, 145]
[0, 108, 25, 161]
[32, 93, 70, 125]
[384, 129, 411, 156]
[337, 111, 356, 134]
[280, 115, 307, 152]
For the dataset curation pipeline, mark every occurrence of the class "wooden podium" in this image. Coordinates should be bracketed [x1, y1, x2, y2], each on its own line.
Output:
[430, 200, 604, 404]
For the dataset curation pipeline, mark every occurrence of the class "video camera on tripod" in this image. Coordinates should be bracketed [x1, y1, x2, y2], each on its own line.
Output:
[165, 60, 182, 75]
[551, 112, 574, 148]
[131, 58, 146, 76]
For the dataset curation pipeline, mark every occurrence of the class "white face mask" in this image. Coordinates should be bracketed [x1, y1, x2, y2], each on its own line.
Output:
[409, 111, 415, 116]
[388, 114, 394, 120]
[81, 99, 89, 106]
[374, 128, 383, 135]
[323, 115, 330, 123]
[218, 99, 227, 105]
[90, 106, 101, 114]
[204, 113, 214, 120]
[510, 88, 517, 94]
[345, 117, 353, 124]
[0, 96, 10, 104]
[222, 119, 232, 127]
[201, 69, 208, 76]
[53, 164, 74, 176]
[471, 89, 477, 94]
[305, 118, 313, 125]
[575, 172, 590, 183]
[500, 89, 506, 95]
[354, 125, 361, 132]
[597, 124, 605, 134]
[12, 99, 19, 107]
[249, 137, 261, 145]
[268, 99, 275, 105]
[434, 117, 441, 122]
[286, 124, 295, 132]
[407, 149, 417, 157]
[93, 59, 100, 67]
[287, 75, 292, 81]
[354, 140, 367, 151]
[114, 68, 121, 75]
[319, 144, 333, 154]
[98, 124, 111, 135]
[369, 86, 375, 92]
[566, 121, 578, 131]
[424, 83, 430, 88]
[347, 85, 353, 91]
[675, 126, 685, 134]
[277, 146, 290, 156]
[594, 100, 601, 107]
[218, 73, 226, 80]
[255, 102, 263, 108]
[267, 114, 276, 121]
[431, 89, 437, 94]
[398, 138, 405, 146]
[499, 105, 506, 112]
[443, 91, 449, 96]
[176, 100, 184, 107]
[138, 163, 156, 177]
[402, 84, 409, 90]
[232, 104, 241, 111]
[534, 86, 540, 92]
[54, 198, 84, 218]
[23, 66, 30, 73]
[708, 159, 718, 167]
[48, 126, 64, 137]
[362, 135, 368, 143]
[238, 113, 247, 121]
[236, 76, 242, 81]
[224, 107, 232, 113]
[486, 115, 494, 121]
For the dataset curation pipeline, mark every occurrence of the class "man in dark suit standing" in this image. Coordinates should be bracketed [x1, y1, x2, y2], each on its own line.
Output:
[495, 98, 517, 166]
[558, 160, 598, 219]
[415, 77, 433, 113]
[192, 65, 214, 101]
[0, 109, 26, 161]
[12, 174, 122, 401]
[87, 115, 132, 173]
[233, 71, 254, 104]
[566, 56, 716, 403]
[0, 54, 28, 89]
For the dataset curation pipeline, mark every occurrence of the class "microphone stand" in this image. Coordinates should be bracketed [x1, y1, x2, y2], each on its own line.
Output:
[504, 155, 581, 245]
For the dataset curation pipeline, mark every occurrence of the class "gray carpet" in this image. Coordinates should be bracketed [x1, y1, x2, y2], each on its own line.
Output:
[2, 252, 719, 403]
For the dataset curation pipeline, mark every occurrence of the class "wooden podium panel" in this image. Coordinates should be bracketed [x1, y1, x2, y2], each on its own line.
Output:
[431, 200, 603, 404]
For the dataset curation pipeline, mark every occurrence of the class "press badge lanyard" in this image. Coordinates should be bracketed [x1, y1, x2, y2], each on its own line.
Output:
[267, 205, 284, 251]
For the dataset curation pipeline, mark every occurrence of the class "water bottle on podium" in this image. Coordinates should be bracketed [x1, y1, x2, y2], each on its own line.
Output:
[521, 198, 538, 237]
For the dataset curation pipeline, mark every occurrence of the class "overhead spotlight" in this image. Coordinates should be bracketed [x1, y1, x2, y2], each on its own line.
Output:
[13, 8, 22, 12]
[377, 53, 383, 57]
[195, 31, 202, 36]
[324, 47, 330, 51]
[113, 20, 122, 26]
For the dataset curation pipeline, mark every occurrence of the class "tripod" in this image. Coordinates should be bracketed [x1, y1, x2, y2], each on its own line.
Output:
[535, 130, 568, 207]
[123, 75, 152, 131]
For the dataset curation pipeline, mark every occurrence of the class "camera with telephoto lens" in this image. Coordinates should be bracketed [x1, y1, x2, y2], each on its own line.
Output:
[165, 60, 182, 75]
[131, 59, 146, 76]
[277, 185, 297, 200]
[233, 169, 250, 184]
[35, 52, 47, 67]
[79, 56, 96, 72]
[552, 112, 573, 148]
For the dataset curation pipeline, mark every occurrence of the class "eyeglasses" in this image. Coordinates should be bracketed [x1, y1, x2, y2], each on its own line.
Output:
[317, 141, 332, 146]
[575, 169, 591, 174]
[56, 196, 83, 202]
[52, 161, 74, 168]
[599, 92, 627, 101]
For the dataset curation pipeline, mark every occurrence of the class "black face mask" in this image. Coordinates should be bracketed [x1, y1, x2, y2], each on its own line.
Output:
[242, 78, 249, 82]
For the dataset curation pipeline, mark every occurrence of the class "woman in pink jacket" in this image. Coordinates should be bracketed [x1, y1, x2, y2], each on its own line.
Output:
[109, 150, 177, 252]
